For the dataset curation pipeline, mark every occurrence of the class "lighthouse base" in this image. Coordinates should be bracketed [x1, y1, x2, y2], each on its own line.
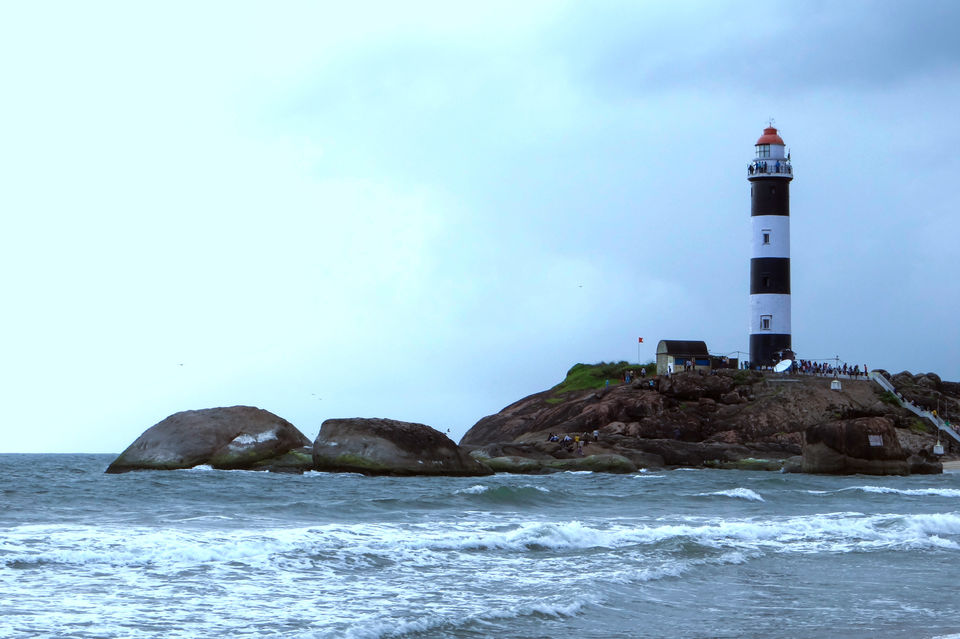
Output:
[749, 333, 792, 369]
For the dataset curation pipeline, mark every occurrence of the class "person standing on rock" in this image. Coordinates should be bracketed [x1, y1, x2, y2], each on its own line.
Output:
[593, 429, 599, 441]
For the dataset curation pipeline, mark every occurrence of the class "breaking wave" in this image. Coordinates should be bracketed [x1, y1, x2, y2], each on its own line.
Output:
[697, 487, 765, 502]
[6, 510, 960, 572]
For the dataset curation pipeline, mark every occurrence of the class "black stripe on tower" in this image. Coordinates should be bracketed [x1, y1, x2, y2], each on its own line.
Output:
[750, 258, 790, 295]
[750, 178, 790, 216]
[750, 334, 792, 367]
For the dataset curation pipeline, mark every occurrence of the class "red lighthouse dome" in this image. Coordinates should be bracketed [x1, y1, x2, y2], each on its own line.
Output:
[756, 127, 785, 146]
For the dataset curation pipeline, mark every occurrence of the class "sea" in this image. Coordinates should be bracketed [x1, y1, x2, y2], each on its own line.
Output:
[2, 455, 960, 639]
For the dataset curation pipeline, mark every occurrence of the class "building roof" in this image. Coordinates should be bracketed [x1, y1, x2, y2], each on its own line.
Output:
[756, 126, 785, 146]
[656, 340, 709, 356]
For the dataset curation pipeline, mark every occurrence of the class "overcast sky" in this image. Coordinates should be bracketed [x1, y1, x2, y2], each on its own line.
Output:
[2, 1, 958, 453]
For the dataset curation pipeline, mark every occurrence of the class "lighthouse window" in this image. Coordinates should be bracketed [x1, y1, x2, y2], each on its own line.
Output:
[761, 315, 772, 331]
[762, 230, 771, 245]
[757, 144, 770, 158]
[762, 276, 771, 288]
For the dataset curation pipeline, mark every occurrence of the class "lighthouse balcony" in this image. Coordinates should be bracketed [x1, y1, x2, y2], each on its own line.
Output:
[747, 160, 792, 179]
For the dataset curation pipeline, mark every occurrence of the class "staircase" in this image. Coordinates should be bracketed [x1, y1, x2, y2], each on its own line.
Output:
[870, 372, 960, 444]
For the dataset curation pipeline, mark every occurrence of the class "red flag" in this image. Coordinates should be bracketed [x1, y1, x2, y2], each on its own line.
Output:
[638, 337, 644, 343]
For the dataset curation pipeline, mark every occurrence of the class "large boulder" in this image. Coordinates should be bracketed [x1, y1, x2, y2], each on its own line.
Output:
[907, 450, 943, 475]
[312, 418, 493, 476]
[106, 406, 311, 473]
[802, 417, 909, 475]
[657, 371, 736, 401]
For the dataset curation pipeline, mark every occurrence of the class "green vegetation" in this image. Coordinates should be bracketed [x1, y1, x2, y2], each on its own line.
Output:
[549, 361, 656, 396]
[909, 420, 930, 435]
[732, 370, 761, 386]
[879, 391, 900, 406]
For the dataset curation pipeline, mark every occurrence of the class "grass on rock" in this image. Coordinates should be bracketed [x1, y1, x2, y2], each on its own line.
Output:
[549, 361, 655, 398]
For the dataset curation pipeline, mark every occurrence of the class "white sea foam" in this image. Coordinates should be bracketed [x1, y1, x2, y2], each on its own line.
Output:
[344, 616, 437, 639]
[609, 549, 754, 585]
[852, 486, 960, 498]
[303, 470, 365, 477]
[7, 510, 960, 576]
[457, 485, 489, 495]
[699, 488, 765, 502]
[520, 484, 551, 493]
[455, 484, 550, 496]
[184, 464, 213, 471]
[341, 595, 593, 639]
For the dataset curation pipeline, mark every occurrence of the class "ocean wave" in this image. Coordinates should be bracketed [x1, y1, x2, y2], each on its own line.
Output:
[697, 488, 765, 502]
[6, 510, 960, 571]
[454, 484, 551, 496]
[456, 484, 490, 495]
[852, 486, 960, 498]
[340, 594, 593, 639]
[608, 549, 753, 585]
[807, 486, 960, 498]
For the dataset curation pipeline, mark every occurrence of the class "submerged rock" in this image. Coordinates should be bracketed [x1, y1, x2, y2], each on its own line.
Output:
[543, 454, 637, 474]
[106, 406, 312, 473]
[312, 418, 493, 476]
[705, 458, 785, 471]
[481, 456, 544, 473]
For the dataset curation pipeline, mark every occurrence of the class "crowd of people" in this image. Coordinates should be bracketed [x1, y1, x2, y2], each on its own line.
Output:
[547, 430, 600, 456]
[793, 360, 869, 378]
[748, 160, 792, 176]
[622, 368, 647, 383]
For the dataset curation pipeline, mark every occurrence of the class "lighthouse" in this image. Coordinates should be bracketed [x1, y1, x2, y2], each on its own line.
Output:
[747, 125, 793, 367]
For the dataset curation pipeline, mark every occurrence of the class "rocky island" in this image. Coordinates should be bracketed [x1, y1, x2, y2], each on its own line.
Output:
[105, 364, 958, 476]
[458, 363, 958, 475]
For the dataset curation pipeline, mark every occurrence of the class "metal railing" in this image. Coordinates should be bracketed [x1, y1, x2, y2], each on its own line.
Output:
[870, 372, 960, 444]
[747, 161, 792, 177]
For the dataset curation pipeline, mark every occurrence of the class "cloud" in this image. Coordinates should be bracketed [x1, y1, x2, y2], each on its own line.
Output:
[562, 1, 960, 98]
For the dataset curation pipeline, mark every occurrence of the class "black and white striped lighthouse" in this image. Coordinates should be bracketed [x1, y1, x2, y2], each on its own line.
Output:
[747, 124, 793, 367]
